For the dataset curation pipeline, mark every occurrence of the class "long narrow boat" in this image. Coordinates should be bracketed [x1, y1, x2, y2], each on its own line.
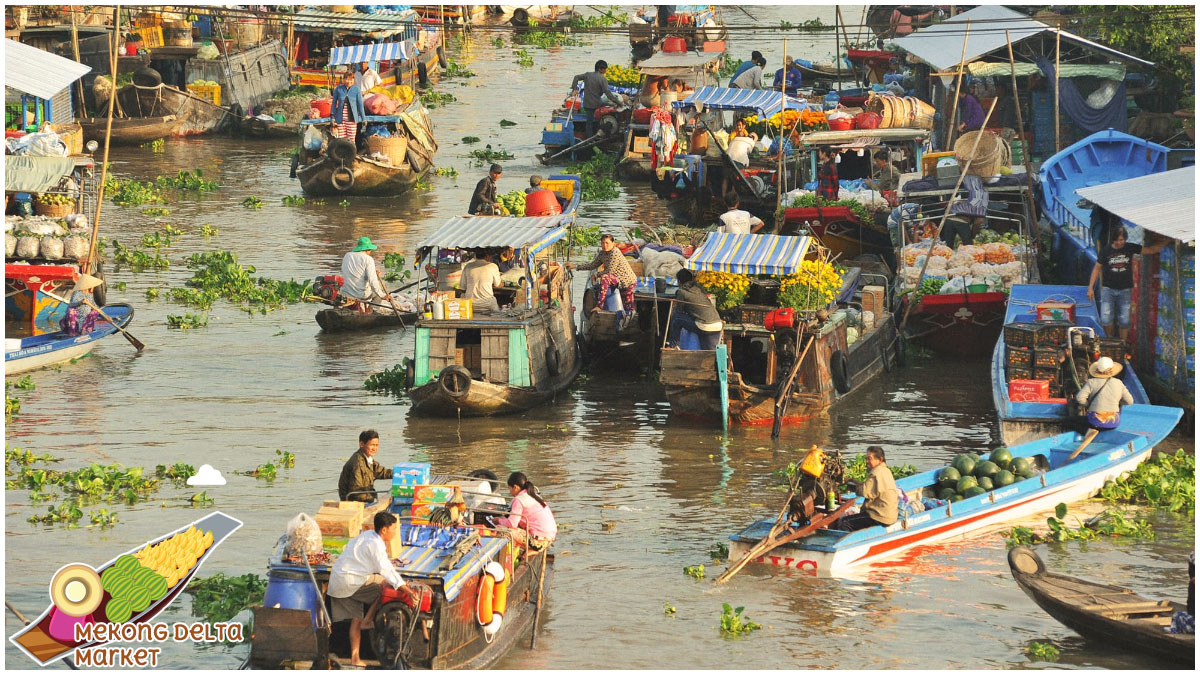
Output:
[991, 284, 1153, 446]
[5, 303, 134, 375]
[8, 512, 242, 666]
[78, 115, 182, 146]
[1008, 546, 1194, 665]
[114, 82, 232, 136]
[727, 403, 1182, 575]
[315, 307, 419, 333]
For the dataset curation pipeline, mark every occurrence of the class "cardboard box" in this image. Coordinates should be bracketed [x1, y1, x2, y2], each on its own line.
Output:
[385, 534, 405, 559]
[411, 484, 458, 524]
[861, 285, 885, 316]
[1036, 302, 1076, 323]
[627, 260, 645, 277]
[1008, 379, 1049, 402]
[315, 507, 361, 538]
[632, 136, 651, 154]
[392, 462, 431, 498]
[443, 298, 473, 320]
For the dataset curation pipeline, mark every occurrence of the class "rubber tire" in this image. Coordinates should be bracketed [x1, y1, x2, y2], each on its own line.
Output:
[372, 601, 415, 669]
[437, 46, 448, 70]
[881, 338, 893, 373]
[131, 66, 162, 87]
[545, 346, 560, 377]
[331, 166, 355, 192]
[830, 349, 851, 395]
[91, 260, 107, 307]
[328, 138, 356, 164]
[895, 334, 907, 368]
[404, 358, 415, 390]
[289, 153, 299, 179]
[417, 61, 429, 87]
[511, 8, 529, 26]
[598, 114, 620, 137]
[439, 365, 472, 399]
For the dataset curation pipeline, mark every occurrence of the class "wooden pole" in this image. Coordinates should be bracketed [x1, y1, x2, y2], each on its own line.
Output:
[836, 6, 860, 88]
[1054, 28, 1062, 153]
[69, 9, 86, 116]
[1005, 29, 1040, 224]
[946, 19, 971, 150]
[778, 38, 787, 218]
[833, 10, 843, 94]
[84, 7, 120, 277]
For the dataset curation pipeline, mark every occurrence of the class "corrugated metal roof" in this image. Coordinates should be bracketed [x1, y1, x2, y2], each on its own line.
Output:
[4, 39, 91, 100]
[637, 51, 723, 77]
[893, 5, 1153, 72]
[292, 8, 420, 39]
[416, 214, 571, 258]
[686, 233, 813, 276]
[674, 86, 812, 115]
[1075, 166, 1195, 244]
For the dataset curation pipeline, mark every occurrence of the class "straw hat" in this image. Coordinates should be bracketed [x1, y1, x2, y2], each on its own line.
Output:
[1088, 356, 1123, 379]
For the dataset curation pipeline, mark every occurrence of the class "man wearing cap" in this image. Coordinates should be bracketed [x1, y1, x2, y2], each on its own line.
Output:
[340, 236, 396, 312]
[570, 60, 621, 139]
[772, 56, 802, 95]
[469, 164, 504, 215]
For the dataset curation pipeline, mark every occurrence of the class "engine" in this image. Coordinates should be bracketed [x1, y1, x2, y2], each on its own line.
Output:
[314, 275, 344, 303]
[786, 449, 846, 528]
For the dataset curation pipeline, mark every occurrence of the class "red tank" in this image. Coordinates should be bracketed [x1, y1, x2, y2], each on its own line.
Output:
[662, 37, 687, 53]
[524, 189, 563, 217]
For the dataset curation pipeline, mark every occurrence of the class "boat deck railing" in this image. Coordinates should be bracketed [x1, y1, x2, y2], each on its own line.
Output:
[1049, 195, 1094, 249]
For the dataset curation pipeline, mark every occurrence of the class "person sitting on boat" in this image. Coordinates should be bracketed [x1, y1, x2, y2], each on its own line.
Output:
[956, 84, 985, 133]
[525, 175, 569, 212]
[772, 56, 802, 95]
[338, 429, 395, 503]
[493, 472, 557, 550]
[567, 234, 637, 314]
[1087, 227, 1167, 341]
[730, 56, 766, 90]
[328, 512, 407, 668]
[497, 246, 519, 274]
[469, 163, 504, 215]
[865, 150, 902, 193]
[340, 236, 397, 313]
[570, 60, 621, 139]
[729, 51, 764, 84]
[730, 117, 758, 141]
[666, 269, 724, 350]
[839, 446, 898, 531]
[460, 250, 504, 314]
[1074, 357, 1133, 433]
[354, 61, 381, 93]
[718, 194, 765, 235]
[331, 71, 366, 144]
[817, 148, 840, 201]
[59, 291, 98, 336]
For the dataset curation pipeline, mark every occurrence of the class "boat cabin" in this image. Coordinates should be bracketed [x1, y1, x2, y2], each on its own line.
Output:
[287, 8, 442, 90]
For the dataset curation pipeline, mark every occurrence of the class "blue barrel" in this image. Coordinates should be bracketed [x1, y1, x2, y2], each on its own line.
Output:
[263, 568, 323, 628]
[678, 326, 702, 351]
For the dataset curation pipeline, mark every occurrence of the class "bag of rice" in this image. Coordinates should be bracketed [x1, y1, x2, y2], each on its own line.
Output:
[40, 237, 64, 260]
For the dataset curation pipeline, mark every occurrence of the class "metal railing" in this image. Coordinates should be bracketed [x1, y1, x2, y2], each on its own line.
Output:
[1050, 195, 1093, 249]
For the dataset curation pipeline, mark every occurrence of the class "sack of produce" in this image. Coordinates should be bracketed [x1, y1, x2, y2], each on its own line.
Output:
[196, 43, 220, 60]
[63, 234, 89, 260]
[39, 236, 64, 260]
[5, 232, 16, 257]
[283, 513, 323, 557]
[15, 235, 40, 258]
[364, 93, 398, 116]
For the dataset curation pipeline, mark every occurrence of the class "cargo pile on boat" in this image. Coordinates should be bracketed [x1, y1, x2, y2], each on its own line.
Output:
[933, 448, 1042, 503]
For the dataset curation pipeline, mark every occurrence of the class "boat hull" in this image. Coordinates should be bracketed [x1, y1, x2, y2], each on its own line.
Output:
[78, 116, 182, 145]
[5, 303, 135, 376]
[409, 352, 581, 417]
[315, 307, 418, 333]
[905, 292, 1007, 357]
[116, 83, 230, 136]
[297, 156, 428, 197]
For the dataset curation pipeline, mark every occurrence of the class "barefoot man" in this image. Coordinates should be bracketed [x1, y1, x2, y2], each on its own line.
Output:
[328, 512, 406, 667]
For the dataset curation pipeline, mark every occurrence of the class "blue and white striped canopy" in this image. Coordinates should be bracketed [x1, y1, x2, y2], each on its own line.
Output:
[674, 86, 812, 116]
[328, 41, 413, 66]
[686, 233, 813, 276]
[416, 214, 571, 261]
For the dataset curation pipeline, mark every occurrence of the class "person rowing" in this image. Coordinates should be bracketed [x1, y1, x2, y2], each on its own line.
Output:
[340, 236, 399, 314]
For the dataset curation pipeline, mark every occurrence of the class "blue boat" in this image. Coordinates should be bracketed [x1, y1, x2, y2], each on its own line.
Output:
[1038, 129, 1169, 285]
[991, 284, 1157, 445]
[728, 403, 1182, 576]
[4, 303, 134, 375]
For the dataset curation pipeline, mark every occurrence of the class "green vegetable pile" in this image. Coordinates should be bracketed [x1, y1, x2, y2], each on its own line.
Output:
[974, 228, 1025, 246]
[912, 277, 946, 304]
[497, 190, 527, 216]
[789, 194, 874, 224]
[567, 148, 620, 201]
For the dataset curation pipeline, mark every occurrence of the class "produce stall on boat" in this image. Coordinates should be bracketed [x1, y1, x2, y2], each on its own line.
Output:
[248, 465, 553, 669]
[287, 7, 446, 90]
[402, 214, 580, 417]
[628, 5, 727, 61]
[658, 232, 899, 428]
[991, 285, 1158, 446]
[725, 401, 1182, 576]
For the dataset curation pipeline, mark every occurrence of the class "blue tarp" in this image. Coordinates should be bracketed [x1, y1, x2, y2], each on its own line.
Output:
[673, 86, 813, 116]
[329, 41, 414, 66]
[686, 233, 813, 276]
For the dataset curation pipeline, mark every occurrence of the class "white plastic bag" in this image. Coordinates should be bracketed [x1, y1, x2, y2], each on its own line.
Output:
[284, 513, 323, 557]
[302, 125, 324, 151]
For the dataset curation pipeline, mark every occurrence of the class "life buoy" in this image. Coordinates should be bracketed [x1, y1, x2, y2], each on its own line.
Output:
[830, 349, 851, 395]
[439, 365, 472, 399]
[331, 166, 355, 191]
[328, 138, 357, 164]
[437, 46, 448, 70]
[475, 561, 508, 637]
[545, 346, 560, 377]
[417, 61, 429, 87]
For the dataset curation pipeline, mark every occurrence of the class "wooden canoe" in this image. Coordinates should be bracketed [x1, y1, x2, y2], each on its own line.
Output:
[296, 154, 430, 197]
[78, 116, 182, 146]
[1008, 546, 1194, 665]
[315, 307, 418, 333]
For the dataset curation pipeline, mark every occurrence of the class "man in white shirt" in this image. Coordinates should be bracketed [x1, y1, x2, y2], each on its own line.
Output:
[355, 61, 382, 93]
[340, 236, 396, 312]
[328, 512, 406, 667]
[460, 250, 503, 314]
[717, 194, 765, 234]
[730, 56, 765, 90]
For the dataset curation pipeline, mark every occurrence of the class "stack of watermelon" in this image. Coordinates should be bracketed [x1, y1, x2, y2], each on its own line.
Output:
[98, 554, 171, 623]
[935, 448, 1039, 502]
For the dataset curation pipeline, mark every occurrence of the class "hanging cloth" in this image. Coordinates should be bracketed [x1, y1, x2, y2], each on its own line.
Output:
[648, 108, 677, 172]
[1035, 57, 1127, 133]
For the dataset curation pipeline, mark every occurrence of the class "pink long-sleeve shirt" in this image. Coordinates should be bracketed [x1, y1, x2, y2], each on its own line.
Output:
[498, 490, 557, 540]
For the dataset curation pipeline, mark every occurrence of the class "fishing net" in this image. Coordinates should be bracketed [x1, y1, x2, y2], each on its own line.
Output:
[954, 130, 1011, 177]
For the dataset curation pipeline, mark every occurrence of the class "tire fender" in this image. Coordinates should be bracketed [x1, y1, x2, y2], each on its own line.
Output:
[439, 365, 472, 399]
[91, 260, 107, 307]
[404, 358, 415, 390]
[895, 334, 908, 368]
[830, 349, 851, 395]
[545, 346, 561, 377]
[331, 166, 355, 192]
[417, 61, 429, 87]
[437, 46, 448, 70]
[881, 338, 893, 373]
[327, 138, 357, 164]
[289, 153, 299, 179]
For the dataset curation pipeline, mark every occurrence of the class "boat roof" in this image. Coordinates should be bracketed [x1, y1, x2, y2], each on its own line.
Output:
[1075, 166, 1195, 245]
[4, 38, 91, 100]
[796, 128, 930, 146]
[637, 51, 724, 77]
[415, 214, 571, 260]
[328, 41, 416, 66]
[4, 156, 92, 193]
[292, 7, 421, 39]
[686, 233, 814, 276]
[674, 86, 812, 116]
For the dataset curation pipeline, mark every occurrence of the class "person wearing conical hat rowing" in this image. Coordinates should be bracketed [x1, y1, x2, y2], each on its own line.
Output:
[1068, 356, 1134, 460]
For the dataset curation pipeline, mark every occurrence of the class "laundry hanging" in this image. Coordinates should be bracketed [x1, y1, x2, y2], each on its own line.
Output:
[1035, 56, 1127, 133]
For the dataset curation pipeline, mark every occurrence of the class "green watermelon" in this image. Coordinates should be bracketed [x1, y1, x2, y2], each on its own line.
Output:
[989, 447, 1013, 470]
[1010, 456, 1033, 477]
[974, 460, 1001, 480]
[952, 453, 978, 476]
[937, 467, 961, 489]
[126, 586, 153, 613]
[956, 475, 978, 494]
[995, 470, 1015, 487]
[114, 555, 140, 573]
[977, 476, 994, 491]
[145, 574, 169, 600]
[938, 487, 957, 500]
[964, 486, 987, 498]
[105, 597, 133, 623]
[107, 573, 139, 601]
[100, 567, 127, 594]
[950, 494, 964, 502]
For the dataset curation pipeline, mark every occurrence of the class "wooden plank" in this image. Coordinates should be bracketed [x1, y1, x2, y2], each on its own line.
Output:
[1132, 615, 1174, 625]
[1082, 600, 1169, 612]
[414, 327, 432, 386]
[481, 329, 509, 383]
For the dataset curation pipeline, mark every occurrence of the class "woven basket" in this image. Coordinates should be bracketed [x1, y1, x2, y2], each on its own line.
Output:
[955, 130, 1010, 177]
[35, 200, 76, 218]
[366, 134, 409, 165]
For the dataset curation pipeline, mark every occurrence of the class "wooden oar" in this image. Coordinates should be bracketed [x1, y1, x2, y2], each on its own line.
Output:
[715, 499, 854, 584]
[42, 286, 143, 352]
[5, 601, 78, 670]
[1066, 428, 1100, 462]
[529, 548, 549, 649]
[771, 329, 812, 440]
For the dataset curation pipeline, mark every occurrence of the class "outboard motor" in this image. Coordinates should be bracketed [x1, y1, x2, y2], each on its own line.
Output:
[314, 275, 344, 303]
[786, 447, 846, 528]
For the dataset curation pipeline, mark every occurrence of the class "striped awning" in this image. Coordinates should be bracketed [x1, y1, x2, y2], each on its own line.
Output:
[674, 86, 812, 116]
[686, 233, 813, 275]
[329, 41, 413, 66]
[416, 214, 570, 260]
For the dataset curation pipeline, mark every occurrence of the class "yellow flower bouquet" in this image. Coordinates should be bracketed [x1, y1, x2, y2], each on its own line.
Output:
[777, 259, 843, 311]
[696, 270, 750, 310]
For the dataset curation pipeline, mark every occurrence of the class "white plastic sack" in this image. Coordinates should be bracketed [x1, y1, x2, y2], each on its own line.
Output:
[283, 512, 323, 557]
[941, 276, 967, 294]
[197, 43, 220, 60]
[302, 125, 324, 151]
[6, 132, 68, 157]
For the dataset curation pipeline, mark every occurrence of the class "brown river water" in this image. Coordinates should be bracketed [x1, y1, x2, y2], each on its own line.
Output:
[5, 6, 1194, 670]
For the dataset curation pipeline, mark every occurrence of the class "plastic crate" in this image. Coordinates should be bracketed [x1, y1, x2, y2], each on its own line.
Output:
[187, 83, 221, 106]
[1096, 337, 1127, 362]
[1005, 363, 1033, 383]
[735, 304, 775, 326]
[1033, 365, 1061, 385]
[1036, 320, 1071, 346]
[1033, 346, 1062, 368]
[1006, 346, 1033, 369]
[132, 25, 164, 49]
[1003, 322, 1040, 349]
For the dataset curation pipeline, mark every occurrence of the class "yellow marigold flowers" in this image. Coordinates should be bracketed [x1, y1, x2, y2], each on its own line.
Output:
[696, 271, 750, 310]
[778, 259, 843, 311]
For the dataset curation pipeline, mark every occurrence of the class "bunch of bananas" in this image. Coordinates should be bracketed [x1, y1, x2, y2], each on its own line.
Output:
[604, 64, 642, 88]
[777, 259, 843, 311]
[133, 525, 214, 589]
[496, 190, 527, 217]
[696, 270, 750, 310]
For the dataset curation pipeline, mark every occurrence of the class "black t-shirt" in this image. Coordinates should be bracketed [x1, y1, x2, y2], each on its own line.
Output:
[1099, 243, 1142, 290]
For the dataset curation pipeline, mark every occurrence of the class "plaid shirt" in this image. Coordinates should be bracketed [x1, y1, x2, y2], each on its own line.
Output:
[817, 160, 839, 201]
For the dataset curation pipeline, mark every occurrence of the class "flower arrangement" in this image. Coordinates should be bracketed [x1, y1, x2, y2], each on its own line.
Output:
[696, 270, 750, 310]
[742, 110, 828, 136]
[777, 258, 843, 311]
[604, 64, 641, 88]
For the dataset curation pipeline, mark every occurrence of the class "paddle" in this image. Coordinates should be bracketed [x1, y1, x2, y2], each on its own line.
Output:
[5, 601, 78, 669]
[1066, 428, 1100, 462]
[529, 548, 549, 649]
[42, 282, 144, 352]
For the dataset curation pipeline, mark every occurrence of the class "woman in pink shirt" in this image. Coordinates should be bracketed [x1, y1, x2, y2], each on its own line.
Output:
[497, 472, 557, 549]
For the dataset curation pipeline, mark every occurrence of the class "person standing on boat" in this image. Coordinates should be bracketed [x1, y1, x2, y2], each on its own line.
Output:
[730, 56, 766, 90]
[1087, 227, 1166, 341]
[340, 237, 397, 313]
[494, 472, 557, 549]
[330, 71, 365, 144]
[328, 512, 407, 668]
[839, 446, 898, 531]
[469, 163, 504, 215]
[338, 429, 394, 503]
[460, 250, 504, 314]
[567, 234, 637, 314]
[772, 56, 803, 95]
[570, 60, 621, 139]
[354, 61, 381, 93]
[817, 148, 840, 201]
[666, 269, 724, 350]
[729, 51, 764, 84]
[1074, 357, 1133, 432]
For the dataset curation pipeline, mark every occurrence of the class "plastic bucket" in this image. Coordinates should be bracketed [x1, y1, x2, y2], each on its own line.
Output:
[524, 189, 562, 217]
[678, 326, 702, 350]
[662, 36, 687, 53]
[602, 289, 624, 312]
[311, 98, 332, 117]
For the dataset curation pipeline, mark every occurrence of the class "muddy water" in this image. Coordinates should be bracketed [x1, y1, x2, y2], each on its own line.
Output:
[5, 6, 1194, 670]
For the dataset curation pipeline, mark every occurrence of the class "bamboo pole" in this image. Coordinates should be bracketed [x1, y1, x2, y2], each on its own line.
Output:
[1005, 29, 1040, 225]
[83, 7, 120, 276]
[835, 5, 860, 88]
[1054, 28, 1062, 153]
[946, 19, 971, 150]
[69, 10, 86, 115]
[833, 9, 843, 94]
[778, 38, 787, 220]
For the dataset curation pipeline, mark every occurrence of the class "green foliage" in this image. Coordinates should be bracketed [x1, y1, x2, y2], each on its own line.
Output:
[29, 500, 83, 527]
[109, 238, 170, 271]
[913, 277, 947, 304]
[154, 169, 218, 192]
[190, 491, 214, 505]
[1026, 641, 1060, 663]
[185, 573, 267, 623]
[179, 250, 312, 314]
[567, 225, 602, 247]
[156, 462, 197, 484]
[444, 60, 476, 78]
[142, 207, 171, 216]
[241, 196, 263, 209]
[275, 450, 296, 468]
[838, 454, 919, 492]
[281, 195, 306, 206]
[339, 200, 350, 207]
[419, 90, 456, 108]
[461, 136, 481, 144]
[718, 58, 743, 79]
[1004, 503, 1156, 547]
[719, 603, 762, 636]
[709, 541, 729, 562]
[789, 193, 872, 224]
[1068, 7, 1194, 101]
[141, 138, 165, 152]
[243, 462, 277, 481]
[663, 602, 676, 616]
[434, 167, 459, 177]
[105, 176, 164, 206]
[200, 224, 219, 238]
[382, 252, 411, 282]
[6, 446, 56, 472]
[469, 144, 516, 164]
[499, 119, 517, 127]
[1099, 449, 1194, 514]
[513, 28, 583, 48]
[365, 359, 411, 396]
[413, 177, 434, 192]
[167, 313, 209, 329]
[570, 8, 629, 28]
[491, 36, 504, 48]
[514, 48, 534, 67]
[684, 564, 705, 579]
[89, 508, 119, 527]
[567, 148, 620, 201]
[12, 375, 34, 390]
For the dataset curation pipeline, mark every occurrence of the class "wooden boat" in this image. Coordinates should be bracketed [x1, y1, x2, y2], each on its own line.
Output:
[8, 512, 242, 666]
[114, 82, 232, 136]
[628, 6, 727, 61]
[726, 403, 1182, 575]
[780, 204, 892, 259]
[5, 303, 134, 375]
[406, 214, 580, 417]
[78, 115, 181, 145]
[503, 5, 580, 26]
[316, 307, 419, 333]
[1008, 546, 1194, 665]
[658, 233, 900, 428]
[579, 281, 672, 372]
[991, 284, 1155, 446]
[240, 116, 301, 140]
